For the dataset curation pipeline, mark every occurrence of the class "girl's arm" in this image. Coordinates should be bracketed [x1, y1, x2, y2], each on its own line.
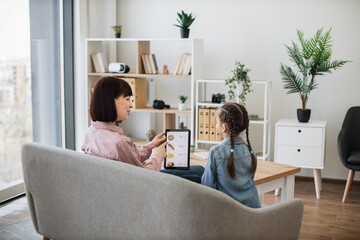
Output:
[201, 149, 218, 188]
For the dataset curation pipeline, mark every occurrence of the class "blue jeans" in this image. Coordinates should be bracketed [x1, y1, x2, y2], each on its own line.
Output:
[161, 165, 205, 184]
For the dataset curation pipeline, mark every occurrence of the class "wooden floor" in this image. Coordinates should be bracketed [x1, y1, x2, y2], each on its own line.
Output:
[261, 179, 360, 240]
[0, 179, 360, 239]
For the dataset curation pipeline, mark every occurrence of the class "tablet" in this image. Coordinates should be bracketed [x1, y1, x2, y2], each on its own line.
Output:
[164, 129, 190, 170]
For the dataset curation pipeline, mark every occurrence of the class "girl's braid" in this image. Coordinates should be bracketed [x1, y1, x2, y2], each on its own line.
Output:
[221, 106, 237, 179]
[238, 104, 257, 175]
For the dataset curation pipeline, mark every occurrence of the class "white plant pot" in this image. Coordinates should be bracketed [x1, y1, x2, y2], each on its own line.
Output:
[178, 103, 186, 111]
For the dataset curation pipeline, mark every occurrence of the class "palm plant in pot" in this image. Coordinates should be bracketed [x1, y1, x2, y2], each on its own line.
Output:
[174, 10, 196, 38]
[280, 28, 349, 123]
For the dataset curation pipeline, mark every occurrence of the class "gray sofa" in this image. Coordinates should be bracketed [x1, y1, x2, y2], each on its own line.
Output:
[21, 142, 304, 240]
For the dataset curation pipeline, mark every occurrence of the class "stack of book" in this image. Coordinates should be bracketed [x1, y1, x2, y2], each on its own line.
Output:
[141, 54, 159, 74]
[173, 53, 192, 75]
[198, 108, 222, 142]
[91, 52, 108, 73]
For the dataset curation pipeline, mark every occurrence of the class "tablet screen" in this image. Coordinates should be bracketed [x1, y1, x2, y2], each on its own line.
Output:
[164, 129, 190, 170]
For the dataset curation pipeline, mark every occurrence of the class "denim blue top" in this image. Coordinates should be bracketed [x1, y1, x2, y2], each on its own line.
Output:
[201, 137, 261, 208]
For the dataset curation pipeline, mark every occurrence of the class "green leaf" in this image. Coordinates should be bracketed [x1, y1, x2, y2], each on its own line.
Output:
[280, 27, 350, 105]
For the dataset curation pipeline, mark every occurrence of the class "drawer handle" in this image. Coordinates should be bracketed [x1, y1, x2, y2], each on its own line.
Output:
[297, 149, 301, 152]
[298, 130, 302, 133]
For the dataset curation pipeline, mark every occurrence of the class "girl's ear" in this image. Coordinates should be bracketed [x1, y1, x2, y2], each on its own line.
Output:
[222, 123, 228, 133]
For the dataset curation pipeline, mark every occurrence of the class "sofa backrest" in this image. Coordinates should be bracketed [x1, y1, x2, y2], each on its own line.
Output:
[22, 142, 303, 240]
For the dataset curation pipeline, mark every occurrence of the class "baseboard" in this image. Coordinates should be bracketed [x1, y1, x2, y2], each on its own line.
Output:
[295, 176, 360, 186]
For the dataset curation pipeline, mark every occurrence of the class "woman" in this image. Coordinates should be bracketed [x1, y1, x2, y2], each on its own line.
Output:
[82, 77, 204, 182]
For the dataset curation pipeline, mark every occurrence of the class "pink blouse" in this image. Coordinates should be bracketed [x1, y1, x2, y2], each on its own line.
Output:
[81, 121, 163, 171]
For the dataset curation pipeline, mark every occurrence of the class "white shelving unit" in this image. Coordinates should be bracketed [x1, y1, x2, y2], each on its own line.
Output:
[85, 38, 203, 144]
[195, 79, 272, 161]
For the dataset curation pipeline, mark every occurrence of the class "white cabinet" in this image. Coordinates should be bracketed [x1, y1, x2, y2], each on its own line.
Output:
[195, 79, 272, 161]
[85, 38, 203, 144]
[274, 119, 327, 199]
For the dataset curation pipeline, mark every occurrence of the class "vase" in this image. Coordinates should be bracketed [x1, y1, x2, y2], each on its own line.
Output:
[115, 33, 121, 38]
[297, 109, 311, 123]
[178, 103, 186, 111]
[180, 28, 190, 38]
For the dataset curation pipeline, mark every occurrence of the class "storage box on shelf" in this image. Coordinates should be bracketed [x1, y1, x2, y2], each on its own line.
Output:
[274, 119, 326, 199]
[85, 38, 203, 144]
[195, 79, 272, 161]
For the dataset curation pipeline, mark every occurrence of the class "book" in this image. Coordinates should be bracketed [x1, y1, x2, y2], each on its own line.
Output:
[100, 52, 108, 72]
[141, 54, 150, 74]
[96, 52, 106, 73]
[204, 108, 210, 141]
[182, 54, 192, 75]
[173, 58, 181, 75]
[210, 108, 216, 141]
[198, 108, 205, 140]
[194, 151, 209, 160]
[91, 54, 100, 73]
[177, 53, 188, 75]
[145, 54, 153, 74]
[151, 54, 159, 74]
[148, 54, 156, 74]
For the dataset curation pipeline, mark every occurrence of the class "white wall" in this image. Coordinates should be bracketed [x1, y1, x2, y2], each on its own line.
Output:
[75, 0, 360, 181]
[74, 0, 117, 153]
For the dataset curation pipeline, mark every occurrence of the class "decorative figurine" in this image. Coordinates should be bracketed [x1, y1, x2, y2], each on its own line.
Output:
[146, 129, 156, 142]
[163, 65, 169, 74]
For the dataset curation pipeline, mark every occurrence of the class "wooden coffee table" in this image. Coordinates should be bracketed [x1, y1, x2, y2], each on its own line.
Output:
[191, 150, 300, 201]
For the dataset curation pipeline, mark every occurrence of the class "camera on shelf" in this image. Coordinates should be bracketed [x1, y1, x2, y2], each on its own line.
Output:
[212, 93, 225, 103]
[153, 100, 170, 109]
[108, 62, 130, 73]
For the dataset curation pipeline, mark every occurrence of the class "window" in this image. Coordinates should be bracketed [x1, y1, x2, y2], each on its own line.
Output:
[0, 0, 74, 202]
[0, 0, 32, 202]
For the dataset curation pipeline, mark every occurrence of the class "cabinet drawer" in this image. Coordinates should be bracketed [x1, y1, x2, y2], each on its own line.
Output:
[277, 126, 323, 147]
[276, 145, 323, 168]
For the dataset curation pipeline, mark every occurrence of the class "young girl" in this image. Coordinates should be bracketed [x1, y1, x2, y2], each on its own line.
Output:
[201, 102, 261, 208]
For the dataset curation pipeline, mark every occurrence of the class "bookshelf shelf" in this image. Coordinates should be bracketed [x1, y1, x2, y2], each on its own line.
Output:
[85, 38, 203, 143]
[195, 79, 272, 161]
[88, 72, 191, 78]
[131, 107, 191, 114]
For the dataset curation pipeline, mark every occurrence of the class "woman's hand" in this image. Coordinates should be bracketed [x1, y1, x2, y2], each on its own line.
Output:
[150, 132, 166, 147]
[153, 141, 168, 159]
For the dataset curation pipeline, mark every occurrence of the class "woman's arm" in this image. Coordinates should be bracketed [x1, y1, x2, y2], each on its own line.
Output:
[115, 138, 163, 171]
[138, 132, 166, 162]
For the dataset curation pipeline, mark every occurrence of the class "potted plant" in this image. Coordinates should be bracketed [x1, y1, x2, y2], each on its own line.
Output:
[111, 25, 122, 38]
[280, 28, 349, 122]
[178, 95, 188, 111]
[173, 10, 196, 38]
[225, 61, 253, 105]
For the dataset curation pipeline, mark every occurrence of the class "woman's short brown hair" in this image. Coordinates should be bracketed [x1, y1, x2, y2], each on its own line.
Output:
[90, 77, 132, 122]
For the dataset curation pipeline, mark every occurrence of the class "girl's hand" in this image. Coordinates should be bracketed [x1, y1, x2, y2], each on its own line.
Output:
[153, 141, 168, 158]
[150, 132, 166, 147]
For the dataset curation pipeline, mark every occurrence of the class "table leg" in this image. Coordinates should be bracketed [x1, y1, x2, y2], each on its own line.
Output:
[275, 189, 280, 196]
[314, 169, 322, 199]
[281, 175, 295, 201]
